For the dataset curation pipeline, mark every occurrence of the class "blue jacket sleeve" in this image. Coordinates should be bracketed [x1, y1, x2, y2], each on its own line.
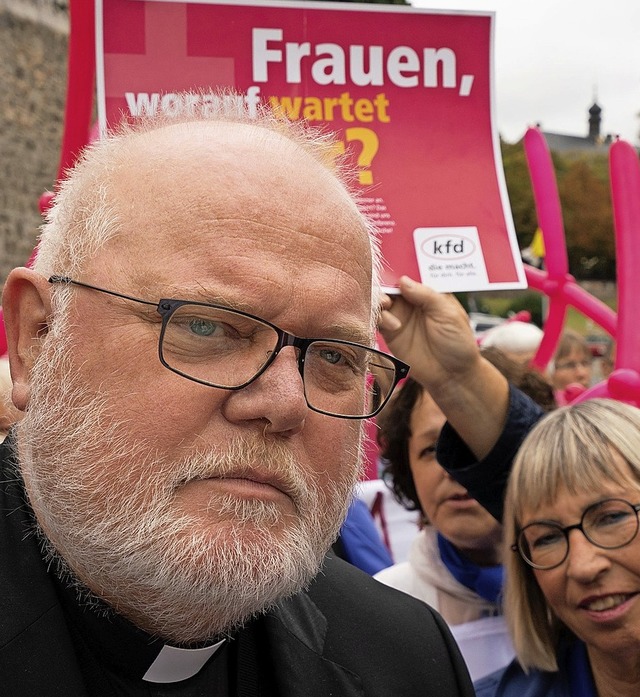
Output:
[436, 385, 545, 522]
[338, 498, 394, 575]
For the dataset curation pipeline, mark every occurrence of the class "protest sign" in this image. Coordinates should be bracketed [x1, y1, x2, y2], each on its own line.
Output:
[96, 0, 526, 292]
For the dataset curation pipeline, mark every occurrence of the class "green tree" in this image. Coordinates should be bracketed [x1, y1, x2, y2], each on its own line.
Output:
[501, 140, 536, 250]
[501, 141, 615, 280]
[557, 158, 614, 279]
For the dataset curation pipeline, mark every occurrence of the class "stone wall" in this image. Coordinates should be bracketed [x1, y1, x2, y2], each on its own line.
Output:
[0, 0, 69, 287]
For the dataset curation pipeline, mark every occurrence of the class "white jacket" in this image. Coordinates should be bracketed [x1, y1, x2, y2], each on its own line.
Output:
[375, 526, 515, 681]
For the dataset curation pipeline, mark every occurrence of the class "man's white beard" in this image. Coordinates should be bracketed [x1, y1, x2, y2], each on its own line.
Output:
[16, 324, 361, 644]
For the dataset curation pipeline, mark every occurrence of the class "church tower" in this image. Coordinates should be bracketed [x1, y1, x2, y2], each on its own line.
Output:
[588, 101, 602, 142]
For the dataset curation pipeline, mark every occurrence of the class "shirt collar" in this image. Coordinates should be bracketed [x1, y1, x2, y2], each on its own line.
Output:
[53, 573, 227, 683]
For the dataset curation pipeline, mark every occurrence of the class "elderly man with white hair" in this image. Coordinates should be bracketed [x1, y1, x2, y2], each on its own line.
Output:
[0, 102, 473, 696]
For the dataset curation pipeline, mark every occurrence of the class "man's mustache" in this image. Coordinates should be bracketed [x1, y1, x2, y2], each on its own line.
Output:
[168, 436, 312, 508]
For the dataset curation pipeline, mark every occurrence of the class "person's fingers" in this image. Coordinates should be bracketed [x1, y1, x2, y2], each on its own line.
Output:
[379, 292, 393, 311]
[378, 308, 402, 332]
[397, 276, 439, 308]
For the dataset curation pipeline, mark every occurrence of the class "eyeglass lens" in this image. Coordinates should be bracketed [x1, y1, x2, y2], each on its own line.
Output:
[518, 498, 640, 569]
[159, 303, 397, 418]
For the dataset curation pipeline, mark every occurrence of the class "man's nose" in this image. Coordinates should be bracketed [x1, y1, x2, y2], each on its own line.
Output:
[221, 346, 308, 436]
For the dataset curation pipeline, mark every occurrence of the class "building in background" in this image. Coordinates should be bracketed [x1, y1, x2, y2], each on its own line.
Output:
[0, 0, 69, 286]
[537, 100, 613, 156]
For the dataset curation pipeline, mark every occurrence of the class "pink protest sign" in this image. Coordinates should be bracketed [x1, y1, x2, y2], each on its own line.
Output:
[95, 0, 525, 293]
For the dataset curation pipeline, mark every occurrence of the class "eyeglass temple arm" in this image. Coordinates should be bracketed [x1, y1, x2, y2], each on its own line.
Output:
[48, 276, 157, 308]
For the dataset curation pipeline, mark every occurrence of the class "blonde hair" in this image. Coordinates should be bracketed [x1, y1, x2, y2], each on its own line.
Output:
[503, 398, 640, 671]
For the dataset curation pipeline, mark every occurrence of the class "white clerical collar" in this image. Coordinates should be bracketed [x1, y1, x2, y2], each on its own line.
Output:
[143, 639, 226, 683]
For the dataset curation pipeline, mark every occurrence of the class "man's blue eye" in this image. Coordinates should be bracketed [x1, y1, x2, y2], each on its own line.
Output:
[319, 349, 344, 365]
[189, 319, 218, 337]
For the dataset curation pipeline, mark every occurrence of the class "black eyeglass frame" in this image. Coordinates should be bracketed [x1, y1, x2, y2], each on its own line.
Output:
[512, 497, 640, 570]
[48, 275, 410, 419]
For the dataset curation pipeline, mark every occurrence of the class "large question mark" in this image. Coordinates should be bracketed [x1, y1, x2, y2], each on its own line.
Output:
[345, 127, 380, 185]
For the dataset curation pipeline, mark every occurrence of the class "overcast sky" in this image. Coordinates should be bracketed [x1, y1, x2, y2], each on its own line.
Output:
[410, 0, 640, 145]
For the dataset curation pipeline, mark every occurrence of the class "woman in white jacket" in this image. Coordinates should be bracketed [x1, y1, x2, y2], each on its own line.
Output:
[375, 351, 556, 681]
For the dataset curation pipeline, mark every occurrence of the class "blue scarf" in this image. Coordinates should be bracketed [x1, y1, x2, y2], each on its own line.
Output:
[437, 533, 504, 603]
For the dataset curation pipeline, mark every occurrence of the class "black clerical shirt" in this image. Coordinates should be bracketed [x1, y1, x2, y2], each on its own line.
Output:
[53, 575, 276, 696]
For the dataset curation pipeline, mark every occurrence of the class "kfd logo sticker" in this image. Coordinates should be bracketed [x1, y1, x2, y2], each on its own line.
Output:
[413, 226, 489, 293]
[420, 234, 476, 260]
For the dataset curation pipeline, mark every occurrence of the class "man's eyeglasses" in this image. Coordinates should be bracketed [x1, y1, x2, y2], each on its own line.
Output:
[48, 276, 409, 420]
[513, 497, 640, 570]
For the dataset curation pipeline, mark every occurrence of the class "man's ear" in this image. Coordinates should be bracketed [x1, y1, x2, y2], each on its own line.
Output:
[2, 268, 54, 412]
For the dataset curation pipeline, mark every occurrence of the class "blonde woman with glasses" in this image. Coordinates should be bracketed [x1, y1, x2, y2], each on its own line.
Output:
[379, 278, 640, 696]
[475, 399, 640, 697]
